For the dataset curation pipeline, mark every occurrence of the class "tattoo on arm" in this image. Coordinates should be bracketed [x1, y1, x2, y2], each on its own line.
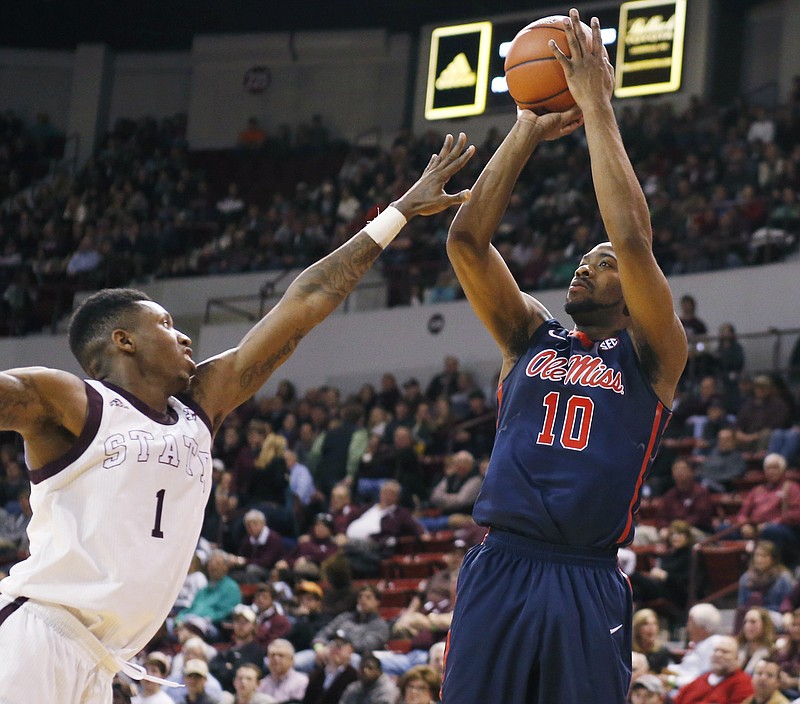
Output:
[295, 236, 382, 302]
[239, 330, 304, 390]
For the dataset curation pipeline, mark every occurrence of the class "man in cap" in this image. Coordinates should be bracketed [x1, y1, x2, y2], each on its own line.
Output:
[630, 673, 667, 704]
[302, 630, 358, 704]
[210, 604, 266, 692]
[133, 652, 173, 704]
[742, 658, 790, 704]
[286, 580, 329, 655]
[176, 659, 216, 704]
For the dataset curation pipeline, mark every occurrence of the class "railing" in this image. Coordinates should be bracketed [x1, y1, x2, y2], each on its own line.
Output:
[204, 269, 293, 323]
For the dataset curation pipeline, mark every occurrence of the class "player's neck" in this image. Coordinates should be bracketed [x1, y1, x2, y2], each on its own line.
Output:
[102, 371, 173, 413]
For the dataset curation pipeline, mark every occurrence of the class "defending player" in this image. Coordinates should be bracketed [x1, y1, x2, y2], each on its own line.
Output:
[0, 134, 474, 701]
[441, 10, 687, 703]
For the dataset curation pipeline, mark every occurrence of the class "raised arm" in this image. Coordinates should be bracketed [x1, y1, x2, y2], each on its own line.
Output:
[447, 109, 582, 372]
[553, 9, 687, 404]
[190, 134, 475, 431]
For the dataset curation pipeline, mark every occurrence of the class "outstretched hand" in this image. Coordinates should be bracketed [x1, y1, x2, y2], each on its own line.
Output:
[392, 133, 475, 218]
[549, 8, 615, 110]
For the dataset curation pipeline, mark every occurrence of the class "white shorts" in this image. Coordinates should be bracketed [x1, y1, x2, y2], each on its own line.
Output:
[0, 594, 115, 704]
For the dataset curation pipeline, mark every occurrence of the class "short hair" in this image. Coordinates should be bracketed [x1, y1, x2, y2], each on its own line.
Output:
[268, 639, 295, 656]
[358, 584, 381, 600]
[360, 653, 382, 671]
[68, 288, 152, 374]
[236, 662, 262, 679]
[397, 665, 440, 697]
[763, 453, 787, 472]
[688, 603, 721, 634]
[244, 509, 267, 524]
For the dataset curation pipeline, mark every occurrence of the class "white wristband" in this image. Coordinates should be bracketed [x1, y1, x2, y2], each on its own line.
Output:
[363, 206, 407, 249]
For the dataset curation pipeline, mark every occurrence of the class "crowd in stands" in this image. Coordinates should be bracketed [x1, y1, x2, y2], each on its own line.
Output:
[2, 84, 800, 702]
[2, 83, 800, 335]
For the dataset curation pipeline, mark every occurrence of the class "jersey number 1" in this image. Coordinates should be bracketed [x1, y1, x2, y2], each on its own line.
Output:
[152, 489, 166, 538]
[536, 392, 594, 451]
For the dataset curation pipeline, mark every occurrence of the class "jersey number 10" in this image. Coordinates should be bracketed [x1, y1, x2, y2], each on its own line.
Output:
[536, 392, 595, 451]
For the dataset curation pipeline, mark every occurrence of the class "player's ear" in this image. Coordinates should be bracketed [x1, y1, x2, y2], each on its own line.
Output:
[112, 328, 135, 353]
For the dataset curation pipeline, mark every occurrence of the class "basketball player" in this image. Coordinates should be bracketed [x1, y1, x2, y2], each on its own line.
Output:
[0, 133, 474, 702]
[440, 10, 687, 704]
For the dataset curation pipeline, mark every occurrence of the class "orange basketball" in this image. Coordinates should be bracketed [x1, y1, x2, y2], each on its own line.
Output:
[504, 15, 591, 114]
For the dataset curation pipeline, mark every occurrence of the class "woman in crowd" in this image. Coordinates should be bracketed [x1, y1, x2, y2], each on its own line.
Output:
[738, 540, 796, 630]
[632, 608, 676, 674]
[396, 664, 441, 704]
[737, 606, 778, 675]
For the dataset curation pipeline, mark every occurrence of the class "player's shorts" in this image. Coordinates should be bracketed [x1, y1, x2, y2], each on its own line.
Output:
[441, 528, 632, 704]
[0, 593, 115, 703]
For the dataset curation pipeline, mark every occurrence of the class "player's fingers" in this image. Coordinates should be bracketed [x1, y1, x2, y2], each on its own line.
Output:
[442, 133, 469, 163]
[444, 189, 472, 206]
[562, 13, 583, 58]
[437, 133, 455, 159]
[440, 144, 475, 177]
[591, 16, 603, 54]
[549, 38, 569, 69]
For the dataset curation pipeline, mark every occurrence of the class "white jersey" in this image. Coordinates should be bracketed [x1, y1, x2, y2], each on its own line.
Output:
[0, 379, 213, 659]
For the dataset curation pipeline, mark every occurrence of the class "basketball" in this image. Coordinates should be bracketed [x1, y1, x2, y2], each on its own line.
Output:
[504, 15, 592, 114]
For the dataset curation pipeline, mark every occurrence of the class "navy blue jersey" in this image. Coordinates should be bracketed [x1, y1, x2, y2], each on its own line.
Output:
[472, 318, 671, 548]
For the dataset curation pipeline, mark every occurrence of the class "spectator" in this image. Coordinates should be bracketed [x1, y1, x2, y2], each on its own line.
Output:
[133, 652, 174, 704]
[166, 635, 225, 702]
[712, 322, 746, 411]
[285, 580, 329, 654]
[777, 608, 800, 698]
[209, 604, 266, 693]
[301, 585, 389, 671]
[737, 541, 796, 630]
[174, 659, 216, 704]
[251, 582, 291, 647]
[220, 663, 274, 704]
[768, 419, 800, 471]
[228, 509, 285, 584]
[630, 674, 667, 704]
[302, 630, 358, 704]
[339, 653, 398, 704]
[698, 427, 748, 493]
[654, 458, 714, 536]
[251, 433, 293, 534]
[344, 480, 426, 573]
[632, 608, 677, 675]
[286, 513, 339, 566]
[171, 553, 209, 616]
[742, 658, 790, 704]
[736, 375, 792, 452]
[737, 608, 778, 676]
[663, 603, 723, 693]
[629, 520, 695, 612]
[257, 639, 309, 703]
[318, 551, 358, 620]
[736, 454, 800, 563]
[176, 551, 242, 641]
[308, 402, 368, 498]
[673, 635, 754, 703]
[426, 450, 482, 518]
[426, 355, 460, 402]
[396, 665, 441, 704]
[286, 448, 316, 530]
[328, 482, 361, 537]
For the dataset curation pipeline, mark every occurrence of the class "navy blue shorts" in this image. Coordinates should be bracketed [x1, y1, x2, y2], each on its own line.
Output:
[441, 529, 632, 703]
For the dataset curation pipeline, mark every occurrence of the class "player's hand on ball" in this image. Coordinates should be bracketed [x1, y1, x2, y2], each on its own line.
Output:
[550, 9, 614, 109]
[516, 105, 584, 141]
[392, 132, 475, 218]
